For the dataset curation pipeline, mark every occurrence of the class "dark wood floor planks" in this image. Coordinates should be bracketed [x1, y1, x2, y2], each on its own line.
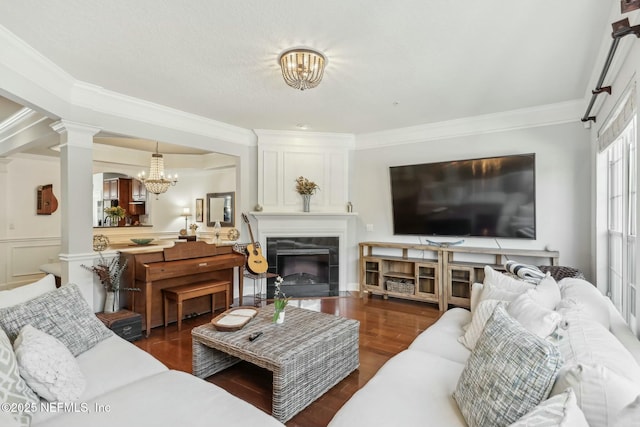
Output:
[134, 293, 442, 427]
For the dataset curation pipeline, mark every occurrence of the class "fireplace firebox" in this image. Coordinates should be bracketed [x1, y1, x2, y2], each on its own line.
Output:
[266, 237, 339, 297]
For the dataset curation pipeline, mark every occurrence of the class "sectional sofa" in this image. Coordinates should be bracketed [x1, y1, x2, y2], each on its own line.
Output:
[4, 268, 640, 427]
[0, 275, 285, 427]
[329, 267, 640, 427]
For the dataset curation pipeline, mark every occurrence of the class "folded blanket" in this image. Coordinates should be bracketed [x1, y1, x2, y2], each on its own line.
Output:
[504, 260, 546, 283]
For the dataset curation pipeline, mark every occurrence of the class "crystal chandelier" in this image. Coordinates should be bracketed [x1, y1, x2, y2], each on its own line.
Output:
[278, 48, 326, 90]
[138, 142, 178, 199]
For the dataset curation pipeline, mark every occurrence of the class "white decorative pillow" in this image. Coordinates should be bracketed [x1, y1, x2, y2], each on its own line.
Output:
[508, 291, 562, 339]
[528, 274, 561, 311]
[558, 278, 610, 329]
[509, 388, 589, 427]
[0, 274, 56, 309]
[454, 305, 563, 427]
[552, 364, 640, 427]
[459, 299, 504, 350]
[612, 394, 640, 427]
[478, 282, 524, 306]
[483, 265, 535, 293]
[0, 410, 21, 427]
[555, 308, 640, 383]
[13, 325, 86, 402]
[0, 328, 38, 427]
[469, 282, 484, 315]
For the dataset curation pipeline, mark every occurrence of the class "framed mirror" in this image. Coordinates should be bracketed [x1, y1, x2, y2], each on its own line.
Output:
[207, 192, 235, 227]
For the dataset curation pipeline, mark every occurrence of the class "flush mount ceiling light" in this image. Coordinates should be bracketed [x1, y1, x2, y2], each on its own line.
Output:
[278, 48, 326, 91]
[138, 142, 178, 199]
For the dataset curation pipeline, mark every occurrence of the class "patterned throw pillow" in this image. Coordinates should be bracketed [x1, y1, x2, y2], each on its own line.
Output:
[0, 328, 38, 427]
[453, 305, 563, 427]
[0, 283, 112, 356]
[509, 388, 589, 427]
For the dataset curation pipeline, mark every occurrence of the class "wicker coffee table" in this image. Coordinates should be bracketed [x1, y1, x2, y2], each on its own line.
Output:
[191, 305, 359, 422]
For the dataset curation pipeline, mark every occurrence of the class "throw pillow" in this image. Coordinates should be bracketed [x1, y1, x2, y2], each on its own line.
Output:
[612, 394, 640, 427]
[14, 325, 86, 402]
[509, 389, 589, 427]
[529, 274, 562, 310]
[0, 410, 21, 427]
[453, 305, 563, 427]
[0, 274, 56, 309]
[555, 307, 640, 383]
[0, 328, 38, 427]
[507, 291, 562, 339]
[504, 260, 546, 283]
[478, 282, 524, 306]
[0, 283, 113, 356]
[469, 282, 484, 315]
[483, 265, 536, 293]
[551, 364, 640, 427]
[558, 278, 610, 329]
[458, 299, 505, 350]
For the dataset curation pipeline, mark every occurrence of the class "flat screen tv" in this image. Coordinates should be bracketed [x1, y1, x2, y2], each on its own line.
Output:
[389, 154, 535, 238]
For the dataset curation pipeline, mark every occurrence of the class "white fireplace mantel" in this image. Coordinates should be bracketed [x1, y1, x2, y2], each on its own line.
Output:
[251, 211, 358, 219]
[250, 211, 358, 292]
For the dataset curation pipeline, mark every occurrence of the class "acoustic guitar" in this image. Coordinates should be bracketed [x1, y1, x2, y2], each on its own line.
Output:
[241, 213, 268, 274]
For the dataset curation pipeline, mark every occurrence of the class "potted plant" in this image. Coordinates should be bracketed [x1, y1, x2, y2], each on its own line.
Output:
[104, 205, 126, 226]
[272, 276, 289, 323]
[83, 253, 138, 313]
[295, 176, 320, 212]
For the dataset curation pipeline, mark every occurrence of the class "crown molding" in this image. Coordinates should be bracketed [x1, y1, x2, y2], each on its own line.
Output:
[355, 100, 583, 150]
[254, 129, 355, 149]
[0, 25, 255, 148]
[0, 25, 72, 117]
[71, 81, 256, 147]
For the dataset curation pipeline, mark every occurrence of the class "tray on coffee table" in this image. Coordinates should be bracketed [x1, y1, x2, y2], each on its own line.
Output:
[211, 306, 258, 332]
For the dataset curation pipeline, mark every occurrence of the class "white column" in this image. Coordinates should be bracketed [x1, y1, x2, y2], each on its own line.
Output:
[0, 159, 11, 284]
[51, 120, 101, 308]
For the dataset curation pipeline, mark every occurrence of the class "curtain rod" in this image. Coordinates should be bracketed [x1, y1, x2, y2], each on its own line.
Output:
[581, 19, 640, 124]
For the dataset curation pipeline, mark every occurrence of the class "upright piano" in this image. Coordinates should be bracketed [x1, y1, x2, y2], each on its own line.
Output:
[121, 241, 245, 336]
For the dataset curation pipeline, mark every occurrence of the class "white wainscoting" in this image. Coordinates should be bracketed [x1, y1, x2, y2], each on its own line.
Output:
[255, 130, 355, 213]
[0, 237, 61, 289]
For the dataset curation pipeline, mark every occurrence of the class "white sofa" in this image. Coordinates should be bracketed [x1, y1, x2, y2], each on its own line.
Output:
[0, 275, 285, 427]
[329, 271, 640, 427]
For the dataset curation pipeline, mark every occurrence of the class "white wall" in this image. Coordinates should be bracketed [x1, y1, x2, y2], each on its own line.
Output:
[0, 156, 62, 287]
[6, 156, 60, 238]
[0, 154, 238, 288]
[352, 121, 592, 280]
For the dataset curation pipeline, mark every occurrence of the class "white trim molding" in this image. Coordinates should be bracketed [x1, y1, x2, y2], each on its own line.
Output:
[355, 100, 584, 150]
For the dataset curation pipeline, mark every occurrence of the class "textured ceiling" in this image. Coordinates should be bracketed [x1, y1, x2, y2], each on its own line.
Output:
[0, 0, 614, 134]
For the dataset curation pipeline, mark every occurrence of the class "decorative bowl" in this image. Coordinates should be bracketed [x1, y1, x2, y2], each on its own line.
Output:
[131, 238, 154, 246]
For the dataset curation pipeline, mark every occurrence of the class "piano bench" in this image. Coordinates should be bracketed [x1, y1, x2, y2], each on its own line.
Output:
[162, 280, 231, 331]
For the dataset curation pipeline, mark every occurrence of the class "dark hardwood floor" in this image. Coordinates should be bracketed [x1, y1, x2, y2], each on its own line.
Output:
[134, 293, 442, 427]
